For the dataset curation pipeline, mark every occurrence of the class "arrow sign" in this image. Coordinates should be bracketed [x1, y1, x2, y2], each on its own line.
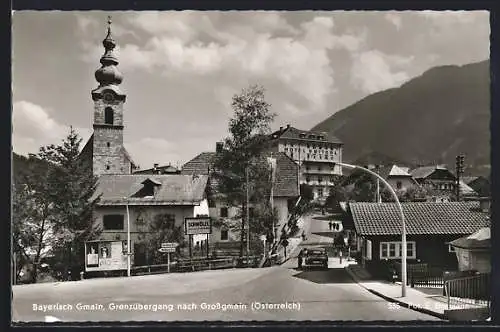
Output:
[159, 247, 176, 253]
[161, 242, 179, 248]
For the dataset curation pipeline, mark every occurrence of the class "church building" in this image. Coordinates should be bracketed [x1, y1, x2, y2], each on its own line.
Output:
[80, 18, 209, 274]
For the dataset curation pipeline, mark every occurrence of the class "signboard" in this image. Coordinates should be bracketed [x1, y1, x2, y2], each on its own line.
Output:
[85, 241, 128, 272]
[185, 217, 212, 235]
[159, 247, 176, 253]
[161, 242, 178, 248]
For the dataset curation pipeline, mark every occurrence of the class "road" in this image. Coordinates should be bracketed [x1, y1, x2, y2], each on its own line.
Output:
[12, 214, 440, 322]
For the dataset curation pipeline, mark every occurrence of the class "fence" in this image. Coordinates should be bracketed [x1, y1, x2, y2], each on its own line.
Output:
[131, 256, 260, 276]
[444, 273, 491, 310]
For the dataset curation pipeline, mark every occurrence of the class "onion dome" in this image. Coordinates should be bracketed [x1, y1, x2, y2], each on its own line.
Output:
[95, 16, 123, 87]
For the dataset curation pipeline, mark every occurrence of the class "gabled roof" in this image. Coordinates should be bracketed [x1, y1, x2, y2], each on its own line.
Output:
[181, 151, 299, 198]
[94, 174, 209, 206]
[449, 227, 490, 250]
[389, 165, 412, 177]
[462, 176, 479, 184]
[269, 152, 299, 197]
[134, 164, 180, 174]
[459, 180, 478, 196]
[181, 152, 216, 175]
[350, 202, 490, 236]
[269, 126, 343, 144]
[410, 165, 454, 180]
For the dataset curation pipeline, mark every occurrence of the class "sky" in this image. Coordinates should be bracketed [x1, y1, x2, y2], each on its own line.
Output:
[12, 10, 490, 170]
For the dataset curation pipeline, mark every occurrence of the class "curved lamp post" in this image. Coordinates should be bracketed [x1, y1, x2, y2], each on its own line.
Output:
[336, 162, 407, 297]
[124, 197, 131, 277]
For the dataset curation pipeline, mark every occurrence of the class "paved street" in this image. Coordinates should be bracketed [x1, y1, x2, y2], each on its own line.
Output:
[12, 214, 440, 322]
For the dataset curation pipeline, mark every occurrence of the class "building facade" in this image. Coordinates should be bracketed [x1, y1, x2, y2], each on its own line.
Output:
[268, 125, 343, 199]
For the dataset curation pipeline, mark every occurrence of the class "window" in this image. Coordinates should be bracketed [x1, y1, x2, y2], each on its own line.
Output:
[105, 107, 114, 125]
[221, 229, 229, 241]
[396, 181, 403, 189]
[249, 207, 255, 218]
[107, 142, 111, 148]
[220, 207, 228, 217]
[103, 214, 124, 230]
[380, 241, 416, 259]
[318, 188, 323, 197]
[156, 214, 175, 229]
[208, 199, 216, 208]
[106, 165, 110, 170]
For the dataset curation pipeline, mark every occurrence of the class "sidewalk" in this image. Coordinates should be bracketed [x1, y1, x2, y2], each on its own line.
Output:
[346, 264, 448, 319]
[345, 264, 490, 320]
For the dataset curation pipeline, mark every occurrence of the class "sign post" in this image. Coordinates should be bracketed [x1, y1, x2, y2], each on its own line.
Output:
[159, 242, 178, 273]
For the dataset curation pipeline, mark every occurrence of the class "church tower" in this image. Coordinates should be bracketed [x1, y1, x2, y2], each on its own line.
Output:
[90, 16, 135, 176]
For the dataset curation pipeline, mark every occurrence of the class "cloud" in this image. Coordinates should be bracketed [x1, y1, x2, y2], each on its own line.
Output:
[13, 101, 92, 156]
[350, 50, 414, 94]
[80, 12, 366, 114]
[385, 12, 402, 30]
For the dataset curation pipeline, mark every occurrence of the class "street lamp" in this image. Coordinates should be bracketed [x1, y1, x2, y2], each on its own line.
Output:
[124, 197, 131, 277]
[336, 162, 407, 297]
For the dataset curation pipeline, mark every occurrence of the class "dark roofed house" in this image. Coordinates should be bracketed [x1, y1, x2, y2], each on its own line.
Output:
[92, 174, 209, 266]
[462, 175, 490, 197]
[347, 201, 490, 276]
[410, 165, 457, 202]
[180, 144, 299, 253]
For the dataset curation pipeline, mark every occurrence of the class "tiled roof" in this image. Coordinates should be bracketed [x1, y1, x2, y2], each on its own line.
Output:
[460, 181, 478, 196]
[270, 126, 343, 144]
[95, 174, 208, 206]
[181, 151, 298, 198]
[271, 152, 299, 197]
[350, 202, 490, 236]
[181, 152, 216, 175]
[410, 166, 438, 179]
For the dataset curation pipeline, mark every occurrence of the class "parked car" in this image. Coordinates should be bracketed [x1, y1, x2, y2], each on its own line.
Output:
[303, 247, 328, 270]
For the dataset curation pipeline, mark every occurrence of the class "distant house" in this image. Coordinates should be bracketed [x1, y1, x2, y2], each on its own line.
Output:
[449, 227, 490, 273]
[133, 163, 180, 175]
[343, 164, 419, 195]
[462, 176, 490, 197]
[410, 165, 457, 201]
[347, 202, 490, 272]
[268, 124, 343, 199]
[93, 174, 209, 265]
[181, 143, 300, 252]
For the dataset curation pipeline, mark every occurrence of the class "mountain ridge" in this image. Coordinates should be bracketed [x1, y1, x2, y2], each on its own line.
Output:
[312, 59, 490, 176]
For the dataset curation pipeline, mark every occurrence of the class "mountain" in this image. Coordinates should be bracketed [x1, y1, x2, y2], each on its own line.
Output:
[312, 60, 490, 176]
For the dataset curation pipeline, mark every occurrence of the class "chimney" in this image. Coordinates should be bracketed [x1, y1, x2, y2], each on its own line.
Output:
[216, 142, 224, 153]
[280, 126, 283, 131]
[153, 163, 159, 170]
[287, 124, 291, 129]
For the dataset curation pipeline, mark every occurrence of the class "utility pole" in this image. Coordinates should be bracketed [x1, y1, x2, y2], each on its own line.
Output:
[455, 155, 464, 201]
[125, 201, 131, 277]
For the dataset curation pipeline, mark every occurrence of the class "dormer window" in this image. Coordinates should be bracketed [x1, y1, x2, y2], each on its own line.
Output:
[105, 107, 114, 125]
[134, 178, 162, 198]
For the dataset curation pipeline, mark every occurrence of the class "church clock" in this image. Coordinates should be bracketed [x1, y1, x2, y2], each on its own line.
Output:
[103, 92, 115, 103]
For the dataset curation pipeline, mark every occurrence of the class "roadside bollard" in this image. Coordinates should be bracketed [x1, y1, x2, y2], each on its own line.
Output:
[80, 271, 84, 280]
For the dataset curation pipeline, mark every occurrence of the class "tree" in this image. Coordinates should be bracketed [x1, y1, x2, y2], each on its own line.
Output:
[135, 209, 185, 264]
[213, 85, 277, 257]
[34, 127, 101, 280]
[12, 157, 56, 283]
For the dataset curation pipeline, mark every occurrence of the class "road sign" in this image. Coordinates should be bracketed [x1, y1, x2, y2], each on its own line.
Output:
[158, 247, 176, 253]
[161, 242, 178, 249]
[185, 217, 212, 235]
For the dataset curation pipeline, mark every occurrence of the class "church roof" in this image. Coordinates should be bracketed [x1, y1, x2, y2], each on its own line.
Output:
[94, 174, 209, 206]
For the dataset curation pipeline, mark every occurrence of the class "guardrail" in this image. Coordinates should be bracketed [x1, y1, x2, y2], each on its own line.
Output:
[444, 273, 491, 310]
[131, 256, 260, 275]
